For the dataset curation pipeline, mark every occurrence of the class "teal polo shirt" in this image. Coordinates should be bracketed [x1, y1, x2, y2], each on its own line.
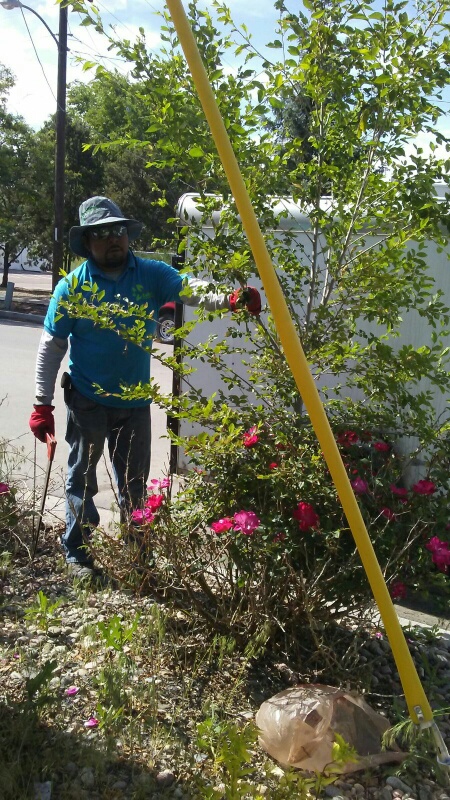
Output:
[44, 252, 183, 407]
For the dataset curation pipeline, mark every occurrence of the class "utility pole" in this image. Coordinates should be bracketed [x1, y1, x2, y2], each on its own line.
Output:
[1, 1, 68, 291]
[52, 3, 68, 291]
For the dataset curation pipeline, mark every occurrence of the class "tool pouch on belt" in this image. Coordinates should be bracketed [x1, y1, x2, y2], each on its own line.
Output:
[61, 371, 72, 405]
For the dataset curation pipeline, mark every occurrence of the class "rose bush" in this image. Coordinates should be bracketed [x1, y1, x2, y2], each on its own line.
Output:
[125, 417, 450, 648]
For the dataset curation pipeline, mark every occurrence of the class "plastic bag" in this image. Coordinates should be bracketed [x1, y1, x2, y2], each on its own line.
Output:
[255, 684, 406, 773]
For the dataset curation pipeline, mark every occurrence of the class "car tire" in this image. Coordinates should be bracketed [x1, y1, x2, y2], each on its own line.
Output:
[157, 313, 175, 344]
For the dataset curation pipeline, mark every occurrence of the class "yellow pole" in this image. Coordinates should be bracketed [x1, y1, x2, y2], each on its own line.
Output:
[165, 0, 433, 725]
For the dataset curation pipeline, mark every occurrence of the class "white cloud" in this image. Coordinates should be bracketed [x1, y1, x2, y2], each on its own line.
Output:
[1, 0, 276, 128]
[0, 3, 162, 129]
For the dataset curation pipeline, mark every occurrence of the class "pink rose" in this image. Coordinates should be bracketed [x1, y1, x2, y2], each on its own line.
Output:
[412, 479, 436, 496]
[380, 507, 396, 521]
[131, 508, 155, 524]
[293, 502, 320, 532]
[0, 483, 10, 494]
[233, 510, 260, 536]
[148, 477, 170, 490]
[210, 517, 234, 534]
[432, 549, 450, 572]
[243, 426, 259, 448]
[426, 536, 450, 573]
[84, 717, 99, 728]
[146, 494, 164, 511]
[351, 477, 369, 495]
[426, 536, 444, 552]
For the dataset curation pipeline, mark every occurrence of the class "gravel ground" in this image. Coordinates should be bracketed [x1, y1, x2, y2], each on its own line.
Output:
[1, 529, 450, 799]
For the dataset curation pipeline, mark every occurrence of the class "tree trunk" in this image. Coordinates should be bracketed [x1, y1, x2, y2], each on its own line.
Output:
[1, 243, 10, 288]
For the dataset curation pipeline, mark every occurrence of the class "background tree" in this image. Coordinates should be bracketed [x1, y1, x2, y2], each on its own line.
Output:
[0, 65, 34, 286]
[67, 74, 178, 249]
[23, 113, 105, 271]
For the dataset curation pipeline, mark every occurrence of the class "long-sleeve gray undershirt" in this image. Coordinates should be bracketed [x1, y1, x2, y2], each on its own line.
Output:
[35, 330, 68, 405]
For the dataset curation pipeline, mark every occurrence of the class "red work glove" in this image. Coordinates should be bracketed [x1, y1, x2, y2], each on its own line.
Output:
[229, 286, 262, 315]
[29, 405, 55, 443]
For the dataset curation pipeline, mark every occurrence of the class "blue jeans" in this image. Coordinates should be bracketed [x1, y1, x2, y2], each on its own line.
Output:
[62, 386, 151, 564]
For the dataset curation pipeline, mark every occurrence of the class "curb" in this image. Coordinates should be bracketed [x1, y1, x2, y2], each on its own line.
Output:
[0, 310, 45, 325]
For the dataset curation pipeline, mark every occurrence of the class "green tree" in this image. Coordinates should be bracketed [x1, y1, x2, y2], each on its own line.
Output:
[67, 75, 176, 248]
[24, 113, 105, 271]
[0, 64, 34, 286]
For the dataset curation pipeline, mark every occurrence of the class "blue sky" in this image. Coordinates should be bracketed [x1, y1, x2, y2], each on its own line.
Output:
[1, 0, 277, 129]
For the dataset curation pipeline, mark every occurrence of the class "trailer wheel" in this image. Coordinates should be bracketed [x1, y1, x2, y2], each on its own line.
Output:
[157, 313, 175, 344]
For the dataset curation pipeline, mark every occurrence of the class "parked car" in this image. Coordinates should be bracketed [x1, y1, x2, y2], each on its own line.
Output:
[157, 301, 176, 344]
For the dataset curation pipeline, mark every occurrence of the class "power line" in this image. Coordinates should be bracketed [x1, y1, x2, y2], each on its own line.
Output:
[19, 5, 56, 103]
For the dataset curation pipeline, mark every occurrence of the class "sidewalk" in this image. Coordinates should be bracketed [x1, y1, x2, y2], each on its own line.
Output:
[0, 268, 50, 324]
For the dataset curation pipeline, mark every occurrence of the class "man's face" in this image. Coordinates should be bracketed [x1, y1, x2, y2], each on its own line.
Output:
[85, 223, 129, 270]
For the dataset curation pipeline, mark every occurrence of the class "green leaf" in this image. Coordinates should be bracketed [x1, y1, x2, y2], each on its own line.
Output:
[188, 146, 205, 158]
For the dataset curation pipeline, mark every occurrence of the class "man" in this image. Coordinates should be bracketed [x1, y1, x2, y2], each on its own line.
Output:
[29, 196, 261, 579]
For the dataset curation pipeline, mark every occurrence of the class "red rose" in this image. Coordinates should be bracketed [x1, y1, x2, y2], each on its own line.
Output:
[243, 426, 259, 448]
[146, 494, 164, 511]
[337, 430, 359, 447]
[211, 517, 234, 534]
[374, 441, 390, 452]
[412, 479, 436, 496]
[390, 484, 408, 499]
[390, 580, 407, 600]
[293, 502, 320, 532]
[380, 507, 396, 521]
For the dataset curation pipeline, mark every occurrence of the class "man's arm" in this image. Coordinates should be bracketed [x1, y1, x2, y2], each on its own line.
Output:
[182, 277, 261, 315]
[35, 331, 68, 405]
[29, 330, 68, 442]
[181, 277, 230, 311]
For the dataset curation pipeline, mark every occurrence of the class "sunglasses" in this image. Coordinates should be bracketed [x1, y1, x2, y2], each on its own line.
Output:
[89, 224, 128, 240]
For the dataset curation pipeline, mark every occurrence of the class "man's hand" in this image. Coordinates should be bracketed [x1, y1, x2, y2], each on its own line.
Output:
[29, 405, 55, 443]
[229, 287, 262, 315]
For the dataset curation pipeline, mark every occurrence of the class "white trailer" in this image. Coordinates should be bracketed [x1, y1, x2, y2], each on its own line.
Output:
[168, 189, 450, 476]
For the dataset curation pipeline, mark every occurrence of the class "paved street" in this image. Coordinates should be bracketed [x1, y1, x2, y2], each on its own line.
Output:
[0, 316, 174, 531]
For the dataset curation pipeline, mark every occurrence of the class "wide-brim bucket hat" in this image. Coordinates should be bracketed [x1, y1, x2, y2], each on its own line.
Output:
[69, 196, 144, 258]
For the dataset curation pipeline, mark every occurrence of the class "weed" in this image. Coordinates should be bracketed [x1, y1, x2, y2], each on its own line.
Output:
[25, 660, 58, 711]
[24, 591, 63, 633]
[97, 612, 140, 652]
[383, 716, 450, 788]
[195, 716, 358, 800]
[196, 716, 261, 799]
